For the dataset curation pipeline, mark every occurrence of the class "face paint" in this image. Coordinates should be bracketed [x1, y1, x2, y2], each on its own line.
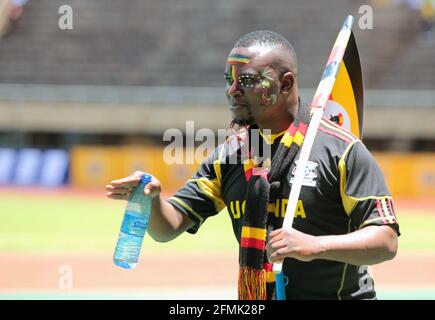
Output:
[259, 67, 278, 106]
[237, 74, 262, 88]
[226, 54, 251, 95]
[225, 53, 278, 125]
[227, 54, 251, 64]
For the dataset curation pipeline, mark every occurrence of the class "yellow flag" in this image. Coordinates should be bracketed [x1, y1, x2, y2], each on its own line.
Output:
[324, 32, 364, 139]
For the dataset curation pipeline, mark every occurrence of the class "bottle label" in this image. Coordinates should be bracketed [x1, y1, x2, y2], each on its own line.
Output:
[120, 211, 148, 237]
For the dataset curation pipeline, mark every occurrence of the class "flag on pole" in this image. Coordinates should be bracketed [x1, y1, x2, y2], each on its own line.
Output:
[324, 31, 364, 139]
[274, 16, 364, 296]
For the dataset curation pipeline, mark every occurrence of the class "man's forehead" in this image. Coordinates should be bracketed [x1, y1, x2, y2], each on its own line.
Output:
[229, 44, 275, 56]
[228, 46, 283, 67]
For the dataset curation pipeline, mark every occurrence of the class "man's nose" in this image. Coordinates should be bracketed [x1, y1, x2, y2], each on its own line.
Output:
[228, 80, 243, 97]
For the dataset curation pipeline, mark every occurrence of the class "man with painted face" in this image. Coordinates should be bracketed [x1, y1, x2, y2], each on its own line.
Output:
[106, 31, 399, 300]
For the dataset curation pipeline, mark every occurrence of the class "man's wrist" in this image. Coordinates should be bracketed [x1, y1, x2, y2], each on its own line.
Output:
[312, 235, 328, 260]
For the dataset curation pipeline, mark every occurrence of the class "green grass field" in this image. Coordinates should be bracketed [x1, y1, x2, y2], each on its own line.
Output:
[0, 193, 434, 253]
[0, 194, 238, 253]
[1, 192, 435, 300]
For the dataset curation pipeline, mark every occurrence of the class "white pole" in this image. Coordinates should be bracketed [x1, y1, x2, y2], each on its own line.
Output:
[273, 15, 355, 274]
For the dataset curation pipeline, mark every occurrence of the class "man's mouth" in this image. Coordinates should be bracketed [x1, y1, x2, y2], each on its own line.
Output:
[229, 103, 248, 110]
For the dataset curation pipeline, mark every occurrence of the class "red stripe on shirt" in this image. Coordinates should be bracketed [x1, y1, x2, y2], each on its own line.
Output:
[376, 199, 388, 224]
[387, 199, 398, 221]
[318, 126, 351, 143]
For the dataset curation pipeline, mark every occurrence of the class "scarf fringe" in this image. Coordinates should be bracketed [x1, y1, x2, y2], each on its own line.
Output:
[238, 266, 267, 300]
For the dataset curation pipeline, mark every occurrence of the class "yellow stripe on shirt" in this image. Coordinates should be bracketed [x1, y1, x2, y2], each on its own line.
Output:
[195, 177, 226, 212]
[168, 196, 204, 223]
[338, 140, 359, 215]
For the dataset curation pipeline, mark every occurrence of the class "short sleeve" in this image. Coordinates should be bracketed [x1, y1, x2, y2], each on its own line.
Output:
[167, 145, 226, 234]
[339, 141, 400, 235]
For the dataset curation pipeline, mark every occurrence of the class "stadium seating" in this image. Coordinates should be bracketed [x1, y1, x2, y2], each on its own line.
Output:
[0, 0, 432, 89]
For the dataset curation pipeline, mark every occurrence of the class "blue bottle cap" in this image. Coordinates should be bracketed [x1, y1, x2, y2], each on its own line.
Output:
[140, 173, 152, 184]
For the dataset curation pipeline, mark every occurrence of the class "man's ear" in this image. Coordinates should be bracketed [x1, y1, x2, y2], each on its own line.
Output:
[280, 72, 295, 93]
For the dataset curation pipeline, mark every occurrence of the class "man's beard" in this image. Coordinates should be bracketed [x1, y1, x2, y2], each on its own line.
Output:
[230, 107, 255, 126]
[231, 116, 255, 126]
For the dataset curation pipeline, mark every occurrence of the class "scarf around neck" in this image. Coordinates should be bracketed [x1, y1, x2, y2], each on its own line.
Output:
[238, 100, 311, 300]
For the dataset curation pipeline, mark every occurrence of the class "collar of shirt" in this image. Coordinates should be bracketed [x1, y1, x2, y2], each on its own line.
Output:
[259, 129, 287, 144]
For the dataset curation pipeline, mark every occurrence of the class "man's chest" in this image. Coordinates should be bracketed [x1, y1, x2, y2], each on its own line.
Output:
[220, 159, 347, 239]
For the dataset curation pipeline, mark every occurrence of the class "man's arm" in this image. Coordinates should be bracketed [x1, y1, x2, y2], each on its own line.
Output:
[268, 225, 397, 265]
[106, 171, 195, 243]
[148, 195, 195, 242]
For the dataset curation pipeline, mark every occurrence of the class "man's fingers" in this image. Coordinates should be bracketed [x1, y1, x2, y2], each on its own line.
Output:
[270, 248, 291, 262]
[269, 228, 282, 238]
[110, 174, 142, 187]
[269, 250, 282, 262]
[144, 180, 161, 198]
[269, 229, 283, 243]
[105, 185, 134, 192]
[270, 239, 286, 250]
[111, 178, 139, 187]
[107, 172, 160, 199]
[106, 192, 129, 200]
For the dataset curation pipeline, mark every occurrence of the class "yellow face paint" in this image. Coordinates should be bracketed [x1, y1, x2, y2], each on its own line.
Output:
[231, 65, 236, 83]
[259, 70, 276, 105]
[261, 79, 271, 88]
[227, 54, 251, 84]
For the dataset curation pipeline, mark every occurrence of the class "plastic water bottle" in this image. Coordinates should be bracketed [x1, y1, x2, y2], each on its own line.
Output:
[113, 173, 153, 269]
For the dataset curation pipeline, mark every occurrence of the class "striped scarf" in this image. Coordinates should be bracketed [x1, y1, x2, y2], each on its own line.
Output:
[238, 100, 311, 300]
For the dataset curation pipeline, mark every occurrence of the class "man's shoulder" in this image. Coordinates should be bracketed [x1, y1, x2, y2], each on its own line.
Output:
[198, 130, 246, 169]
[308, 117, 362, 164]
[318, 117, 359, 145]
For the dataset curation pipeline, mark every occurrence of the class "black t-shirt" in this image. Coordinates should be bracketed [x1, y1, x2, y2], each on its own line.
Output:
[167, 117, 400, 300]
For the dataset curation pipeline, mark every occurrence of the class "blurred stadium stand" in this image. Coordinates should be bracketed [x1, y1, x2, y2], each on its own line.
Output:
[0, 0, 434, 189]
[0, 0, 433, 89]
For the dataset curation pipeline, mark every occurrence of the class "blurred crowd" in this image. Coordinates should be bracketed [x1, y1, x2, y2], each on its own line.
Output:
[394, 0, 435, 46]
[418, 0, 435, 46]
[0, 0, 28, 38]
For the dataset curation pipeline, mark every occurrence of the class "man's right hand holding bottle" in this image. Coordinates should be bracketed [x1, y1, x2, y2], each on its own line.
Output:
[105, 171, 162, 201]
[105, 171, 194, 242]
